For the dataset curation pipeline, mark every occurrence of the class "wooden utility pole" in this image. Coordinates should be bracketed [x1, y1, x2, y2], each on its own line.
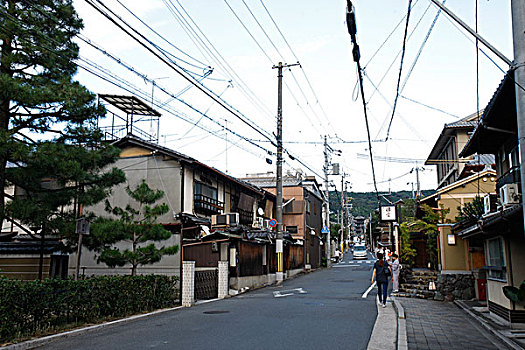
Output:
[273, 61, 299, 283]
[511, 0, 525, 235]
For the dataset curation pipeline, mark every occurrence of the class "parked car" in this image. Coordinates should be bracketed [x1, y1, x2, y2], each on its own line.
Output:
[353, 245, 368, 260]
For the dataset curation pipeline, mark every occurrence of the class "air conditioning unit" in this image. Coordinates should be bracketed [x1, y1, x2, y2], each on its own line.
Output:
[484, 194, 498, 214]
[252, 217, 264, 228]
[211, 213, 240, 227]
[228, 213, 239, 226]
[211, 214, 228, 226]
[499, 184, 520, 206]
[483, 194, 491, 215]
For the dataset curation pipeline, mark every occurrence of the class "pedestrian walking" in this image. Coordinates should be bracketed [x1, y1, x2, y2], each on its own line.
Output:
[391, 253, 400, 293]
[371, 252, 392, 307]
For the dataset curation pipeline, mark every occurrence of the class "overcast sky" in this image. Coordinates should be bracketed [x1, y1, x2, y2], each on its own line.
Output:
[71, 0, 514, 194]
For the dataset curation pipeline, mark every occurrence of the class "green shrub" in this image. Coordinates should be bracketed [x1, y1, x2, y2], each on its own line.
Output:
[0, 275, 179, 343]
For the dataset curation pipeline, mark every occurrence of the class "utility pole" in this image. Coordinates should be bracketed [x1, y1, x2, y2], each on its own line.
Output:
[369, 212, 373, 250]
[415, 167, 420, 198]
[323, 136, 331, 264]
[407, 182, 415, 199]
[410, 167, 422, 198]
[273, 61, 299, 283]
[225, 119, 228, 173]
[511, 0, 525, 236]
[340, 174, 345, 253]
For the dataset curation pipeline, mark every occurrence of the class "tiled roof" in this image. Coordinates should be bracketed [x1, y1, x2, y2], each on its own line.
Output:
[114, 134, 264, 195]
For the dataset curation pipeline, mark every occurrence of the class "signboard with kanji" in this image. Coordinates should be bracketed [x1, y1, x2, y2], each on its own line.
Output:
[380, 206, 396, 222]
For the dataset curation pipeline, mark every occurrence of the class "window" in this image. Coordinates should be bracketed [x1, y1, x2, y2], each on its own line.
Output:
[194, 182, 217, 199]
[485, 237, 506, 281]
[194, 181, 222, 214]
[286, 226, 298, 234]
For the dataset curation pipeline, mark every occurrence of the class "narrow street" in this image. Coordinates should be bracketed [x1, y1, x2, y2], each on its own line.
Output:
[38, 251, 379, 350]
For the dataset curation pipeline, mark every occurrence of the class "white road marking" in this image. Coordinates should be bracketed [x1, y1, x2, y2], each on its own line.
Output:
[273, 288, 307, 298]
[362, 282, 376, 299]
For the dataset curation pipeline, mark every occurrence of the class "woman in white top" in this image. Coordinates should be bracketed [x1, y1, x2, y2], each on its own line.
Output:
[391, 253, 400, 292]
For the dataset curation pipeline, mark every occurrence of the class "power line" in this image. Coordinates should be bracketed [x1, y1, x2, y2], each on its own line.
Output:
[399, 95, 460, 118]
[367, 2, 432, 104]
[345, 1, 380, 202]
[385, 0, 413, 142]
[11, 0, 332, 180]
[84, 0, 276, 146]
[113, 0, 209, 71]
[0, 9, 273, 161]
[363, 0, 420, 68]
[163, 0, 275, 122]
[223, 0, 329, 138]
[258, 0, 338, 137]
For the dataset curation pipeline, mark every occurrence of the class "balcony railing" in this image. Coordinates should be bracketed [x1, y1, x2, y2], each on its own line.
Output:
[496, 166, 521, 193]
[194, 194, 224, 215]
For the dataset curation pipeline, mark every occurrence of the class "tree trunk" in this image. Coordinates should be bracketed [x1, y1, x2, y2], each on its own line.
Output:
[0, 1, 14, 229]
[132, 230, 136, 276]
[38, 233, 44, 280]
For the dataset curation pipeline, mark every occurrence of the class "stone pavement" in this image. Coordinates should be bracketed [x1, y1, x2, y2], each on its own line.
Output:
[397, 297, 512, 350]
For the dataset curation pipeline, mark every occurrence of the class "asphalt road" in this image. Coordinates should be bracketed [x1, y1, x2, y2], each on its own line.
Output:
[38, 251, 378, 350]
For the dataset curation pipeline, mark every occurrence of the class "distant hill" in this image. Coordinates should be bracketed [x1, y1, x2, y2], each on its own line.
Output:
[329, 190, 435, 218]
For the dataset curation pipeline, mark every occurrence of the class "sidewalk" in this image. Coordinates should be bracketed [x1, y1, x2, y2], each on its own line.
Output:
[395, 297, 515, 350]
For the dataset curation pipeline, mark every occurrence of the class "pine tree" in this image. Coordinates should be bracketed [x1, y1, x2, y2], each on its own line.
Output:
[89, 181, 179, 276]
[0, 0, 125, 278]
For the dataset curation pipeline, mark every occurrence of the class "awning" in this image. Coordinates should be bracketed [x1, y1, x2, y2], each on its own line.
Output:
[460, 70, 517, 157]
[455, 204, 523, 238]
[0, 240, 65, 255]
[99, 94, 161, 116]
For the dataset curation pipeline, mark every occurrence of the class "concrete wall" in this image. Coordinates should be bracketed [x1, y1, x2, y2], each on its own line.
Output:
[438, 175, 496, 223]
[89, 154, 182, 223]
[437, 172, 496, 272]
[286, 268, 303, 278]
[230, 273, 276, 290]
[182, 167, 193, 214]
[68, 234, 181, 277]
[439, 225, 467, 271]
[509, 235, 525, 312]
[488, 279, 511, 310]
[70, 148, 184, 278]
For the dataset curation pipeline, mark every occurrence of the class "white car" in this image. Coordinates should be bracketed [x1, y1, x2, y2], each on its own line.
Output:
[353, 245, 368, 260]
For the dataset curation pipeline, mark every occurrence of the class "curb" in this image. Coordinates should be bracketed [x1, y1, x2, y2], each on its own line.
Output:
[454, 300, 523, 350]
[0, 305, 184, 350]
[1, 269, 320, 350]
[391, 297, 408, 350]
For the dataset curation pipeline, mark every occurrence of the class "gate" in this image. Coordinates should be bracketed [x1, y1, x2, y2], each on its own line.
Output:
[195, 269, 218, 300]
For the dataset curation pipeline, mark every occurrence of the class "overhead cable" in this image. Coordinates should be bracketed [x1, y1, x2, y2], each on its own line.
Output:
[345, 1, 380, 203]
[164, 0, 275, 121]
[84, 0, 276, 146]
[384, 0, 413, 142]
[259, 0, 338, 137]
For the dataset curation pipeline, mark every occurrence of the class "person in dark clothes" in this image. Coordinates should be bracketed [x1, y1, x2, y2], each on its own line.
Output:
[371, 252, 392, 307]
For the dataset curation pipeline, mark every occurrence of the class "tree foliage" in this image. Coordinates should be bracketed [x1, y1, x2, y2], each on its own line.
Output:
[89, 181, 179, 276]
[408, 204, 450, 270]
[329, 190, 435, 218]
[0, 0, 125, 267]
[456, 196, 484, 223]
[399, 222, 417, 266]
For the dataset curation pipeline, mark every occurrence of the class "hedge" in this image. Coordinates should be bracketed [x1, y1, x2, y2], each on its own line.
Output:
[0, 275, 179, 343]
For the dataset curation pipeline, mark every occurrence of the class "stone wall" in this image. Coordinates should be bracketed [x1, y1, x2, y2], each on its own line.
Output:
[434, 273, 475, 301]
